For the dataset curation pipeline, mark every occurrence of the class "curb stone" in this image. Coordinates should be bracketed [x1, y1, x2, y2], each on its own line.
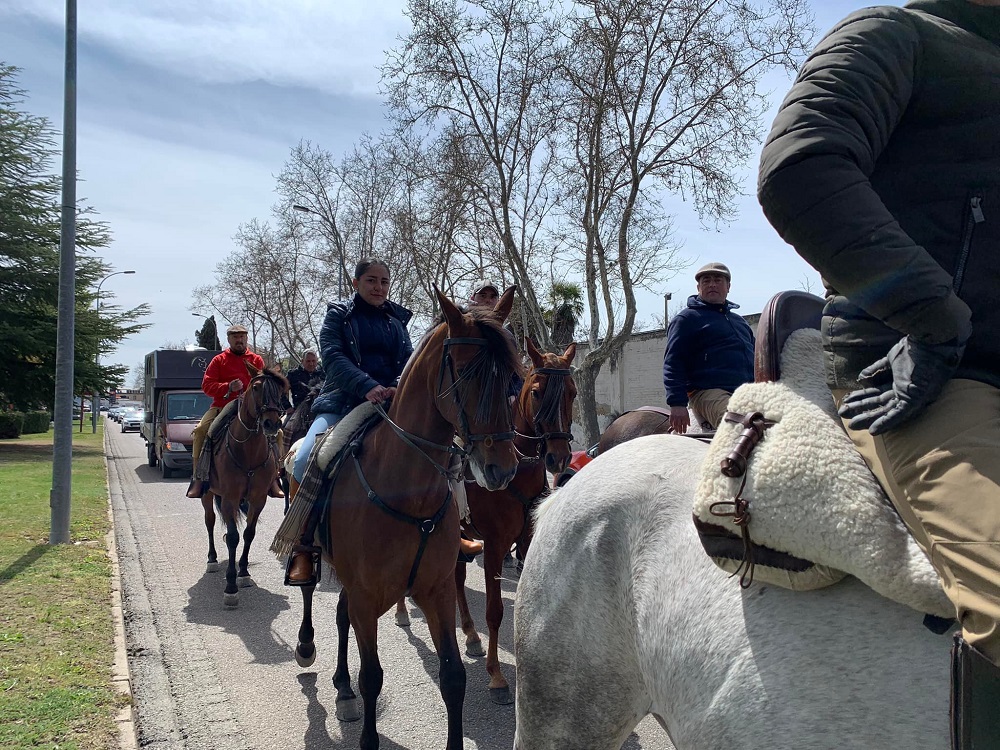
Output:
[105, 426, 138, 750]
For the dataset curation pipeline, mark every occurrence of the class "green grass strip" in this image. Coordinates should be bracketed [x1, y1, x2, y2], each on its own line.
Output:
[0, 424, 127, 750]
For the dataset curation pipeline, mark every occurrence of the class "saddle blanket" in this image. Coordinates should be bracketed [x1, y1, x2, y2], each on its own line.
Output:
[282, 402, 377, 476]
[692, 329, 951, 618]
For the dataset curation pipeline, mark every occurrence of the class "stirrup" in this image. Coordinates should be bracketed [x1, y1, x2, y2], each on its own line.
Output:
[186, 478, 205, 498]
[284, 544, 322, 587]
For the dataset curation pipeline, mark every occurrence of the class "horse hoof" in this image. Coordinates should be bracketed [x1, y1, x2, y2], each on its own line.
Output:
[295, 644, 316, 668]
[336, 697, 361, 722]
[489, 686, 514, 705]
[237, 575, 255, 588]
[395, 611, 410, 628]
[223, 592, 239, 608]
[465, 640, 485, 658]
[206, 561, 221, 573]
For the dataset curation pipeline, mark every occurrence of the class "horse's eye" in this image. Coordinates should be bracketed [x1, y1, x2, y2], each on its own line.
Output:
[531, 390, 541, 399]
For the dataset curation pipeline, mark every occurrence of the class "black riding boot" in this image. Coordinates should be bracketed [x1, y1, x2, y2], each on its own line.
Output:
[951, 634, 1000, 749]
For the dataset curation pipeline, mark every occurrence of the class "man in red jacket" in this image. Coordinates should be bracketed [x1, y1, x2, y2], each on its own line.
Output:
[186, 324, 283, 499]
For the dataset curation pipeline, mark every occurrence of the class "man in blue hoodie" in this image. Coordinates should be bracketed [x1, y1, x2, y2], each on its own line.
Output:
[662, 262, 755, 433]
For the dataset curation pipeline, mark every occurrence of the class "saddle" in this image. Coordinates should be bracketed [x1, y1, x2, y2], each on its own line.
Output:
[193, 401, 241, 480]
[691, 292, 951, 618]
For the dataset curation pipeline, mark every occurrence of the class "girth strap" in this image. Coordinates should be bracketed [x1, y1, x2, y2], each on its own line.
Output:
[350, 446, 452, 596]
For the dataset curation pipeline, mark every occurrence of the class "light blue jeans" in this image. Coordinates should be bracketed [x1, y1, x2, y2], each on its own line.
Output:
[293, 411, 344, 483]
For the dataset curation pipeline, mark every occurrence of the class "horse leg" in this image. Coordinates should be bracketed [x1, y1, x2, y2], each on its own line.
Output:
[236, 499, 262, 588]
[394, 597, 410, 627]
[455, 559, 484, 657]
[294, 583, 318, 668]
[332, 589, 361, 722]
[483, 540, 513, 704]
[222, 507, 241, 608]
[417, 581, 466, 750]
[202, 495, 219, 572]
[348, 596, 384, 750]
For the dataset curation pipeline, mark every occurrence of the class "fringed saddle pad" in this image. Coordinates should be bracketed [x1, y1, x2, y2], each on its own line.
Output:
[271, 402, 380, 560]
[692, 329, 951, 617]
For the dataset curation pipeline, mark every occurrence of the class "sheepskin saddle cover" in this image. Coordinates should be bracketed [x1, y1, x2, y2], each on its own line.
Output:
[282, 402, 378, 476]
[692, 329, 951, 617]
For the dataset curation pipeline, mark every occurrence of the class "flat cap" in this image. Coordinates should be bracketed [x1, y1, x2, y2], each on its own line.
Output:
[694, 262, 731, 281]
[471, 279, 499, 296]
[226, 324, 248, 334]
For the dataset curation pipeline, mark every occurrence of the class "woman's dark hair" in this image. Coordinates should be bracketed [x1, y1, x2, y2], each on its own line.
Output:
[354, 258, 390, 280]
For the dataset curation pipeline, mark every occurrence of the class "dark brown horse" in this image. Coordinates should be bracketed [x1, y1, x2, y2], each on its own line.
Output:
[201, 364, 288, 607]
[292, 288, 521, 750]
[597, 406, 675, 454]
[453, 338, 577, 705]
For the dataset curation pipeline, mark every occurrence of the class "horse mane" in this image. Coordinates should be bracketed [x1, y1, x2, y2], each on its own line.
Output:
[404, 307, 525, 386]
[260, 366, 290, 392]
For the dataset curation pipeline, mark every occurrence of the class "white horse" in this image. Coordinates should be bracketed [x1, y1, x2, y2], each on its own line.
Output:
[513, 434, 950, 749]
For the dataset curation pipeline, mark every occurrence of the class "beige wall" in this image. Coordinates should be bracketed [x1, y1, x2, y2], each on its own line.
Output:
[570, 314, 759, 444]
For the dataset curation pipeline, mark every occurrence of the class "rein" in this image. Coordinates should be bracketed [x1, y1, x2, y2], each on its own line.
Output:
[350, 332, 518, 595]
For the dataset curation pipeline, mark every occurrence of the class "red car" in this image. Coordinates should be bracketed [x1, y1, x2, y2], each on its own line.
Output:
[554, 444, 599, 486]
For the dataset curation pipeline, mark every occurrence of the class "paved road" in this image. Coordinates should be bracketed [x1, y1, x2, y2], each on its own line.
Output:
[107, 422, 673, 749]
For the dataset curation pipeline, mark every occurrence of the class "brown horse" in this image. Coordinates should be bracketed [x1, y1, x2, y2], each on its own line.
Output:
[597, 406, 673, 453]
[454, 338, 577, 705]
[201, 364, 288, 607]
[293, 288, 521, 750]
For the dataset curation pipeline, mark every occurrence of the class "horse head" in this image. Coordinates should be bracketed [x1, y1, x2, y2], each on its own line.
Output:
[435, 286, 521, 491]
[243, 362, 289, 439]
[521, 338, 577, 475]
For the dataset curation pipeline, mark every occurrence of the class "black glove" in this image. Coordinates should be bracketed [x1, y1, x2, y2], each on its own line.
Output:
[838, 335, 965, 436]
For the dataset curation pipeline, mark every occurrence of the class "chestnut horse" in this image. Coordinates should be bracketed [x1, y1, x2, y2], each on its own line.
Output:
[201, 364, 288, 607]
[293, 288, 521, 750]
[451, 339, 577, 705]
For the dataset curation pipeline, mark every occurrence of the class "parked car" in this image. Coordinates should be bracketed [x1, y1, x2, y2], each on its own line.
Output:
[108, 406, 124, 422]
[554, 443, 599, 487]
[120, 408, 143, 433]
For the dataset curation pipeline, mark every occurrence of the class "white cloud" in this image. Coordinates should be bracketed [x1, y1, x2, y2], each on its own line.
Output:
[3, 0, 410, 96]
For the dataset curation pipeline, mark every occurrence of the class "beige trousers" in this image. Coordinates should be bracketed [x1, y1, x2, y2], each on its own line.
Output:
[190, 407, 221, 467]
[688, 388, 732, 430]
[836, 379, 1000, 664]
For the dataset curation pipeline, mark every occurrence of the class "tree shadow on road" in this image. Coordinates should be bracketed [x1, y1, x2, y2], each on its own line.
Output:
[183, 569, 292, 665]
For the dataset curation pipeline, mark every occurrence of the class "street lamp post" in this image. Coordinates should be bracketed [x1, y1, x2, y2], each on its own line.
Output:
[292, 204, 347, 299]
[92, 270, 135, 432]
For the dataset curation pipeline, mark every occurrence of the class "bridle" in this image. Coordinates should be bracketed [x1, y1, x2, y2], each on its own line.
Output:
[367, 334, 519, 478]
[437, 336, 516, 450]
[514, 365, 574, 459]
[231, 374, 285, 444]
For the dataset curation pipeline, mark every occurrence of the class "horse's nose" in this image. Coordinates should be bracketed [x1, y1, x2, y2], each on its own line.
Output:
[483, 463, 515, 491]
[546, 453, 569, 476]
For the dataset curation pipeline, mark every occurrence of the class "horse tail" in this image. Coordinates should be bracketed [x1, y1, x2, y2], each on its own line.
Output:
[212, 495, 248, 529]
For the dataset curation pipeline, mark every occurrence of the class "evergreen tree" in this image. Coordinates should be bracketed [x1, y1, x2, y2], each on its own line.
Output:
[195, 315, 222, 350]
[0, 64, 150, 410]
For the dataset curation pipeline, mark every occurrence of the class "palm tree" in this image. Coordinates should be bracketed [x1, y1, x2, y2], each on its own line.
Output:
[548, 281, 584, 349]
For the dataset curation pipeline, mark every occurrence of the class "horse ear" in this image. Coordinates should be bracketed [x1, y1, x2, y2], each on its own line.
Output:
[492, 285, 516, 323]
[435, 286, 465, 330]
[562, 342, 576, 364]
[245, 361, 260, 378]
[525, 337, 544, 368]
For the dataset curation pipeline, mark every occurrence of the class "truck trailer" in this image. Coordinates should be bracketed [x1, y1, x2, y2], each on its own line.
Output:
[141, 349, 220, 478]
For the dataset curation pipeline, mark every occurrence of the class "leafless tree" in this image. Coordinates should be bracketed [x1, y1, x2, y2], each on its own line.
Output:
[383, 0, 567, 346]
[558, 0, 813, 442]
[192, 212, 331, 366]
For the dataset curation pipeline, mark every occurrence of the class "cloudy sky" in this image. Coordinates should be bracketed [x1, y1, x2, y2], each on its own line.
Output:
[0, 0, 901, 378]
